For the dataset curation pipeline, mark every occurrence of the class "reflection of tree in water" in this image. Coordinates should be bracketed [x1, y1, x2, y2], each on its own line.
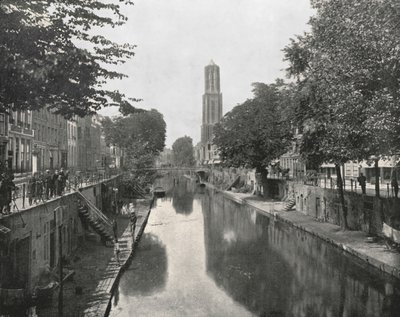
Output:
[203, 196, 292, 316]
[172, 179, 194, 215]
[202, 193, 400, 317]
[118, 233, 168, 296]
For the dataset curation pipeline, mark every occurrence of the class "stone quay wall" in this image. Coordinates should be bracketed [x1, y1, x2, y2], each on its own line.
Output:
[263, 177, 399, 239]
[209, 167, 257, 191]
[209, 170, 399, 242]
[292, 183, 399, 237]
[0, 176, 121, 293]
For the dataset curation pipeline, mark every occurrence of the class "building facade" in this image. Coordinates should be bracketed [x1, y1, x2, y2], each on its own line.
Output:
[76, 114, 105, 172]
[67, 118, 78, 171]
[200, 60, 223, 164]
[0, 112, 8, 165]
[32, 109, 67, 173]
[109, 144, 124, 169]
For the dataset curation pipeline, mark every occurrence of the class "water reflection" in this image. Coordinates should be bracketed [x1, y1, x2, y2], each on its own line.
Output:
[202, 192, 292, 316]
[172, 180, 194, 215]
[202, 189, 400, 317]
[111, 177, 400, 317]
[118, 233, 168, 296]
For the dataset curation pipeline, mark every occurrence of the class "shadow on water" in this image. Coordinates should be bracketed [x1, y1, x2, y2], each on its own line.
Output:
[201, 189, 400, 317]
[117, 233, 168, 297]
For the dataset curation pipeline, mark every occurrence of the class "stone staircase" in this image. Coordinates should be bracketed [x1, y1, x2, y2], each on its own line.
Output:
[282, 197, 296, 211]
[76, 192, 114, 243]
[225, 175, 241, 191]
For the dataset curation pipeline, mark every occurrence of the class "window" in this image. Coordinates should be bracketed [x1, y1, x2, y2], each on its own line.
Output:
[0, 114, 5, 135]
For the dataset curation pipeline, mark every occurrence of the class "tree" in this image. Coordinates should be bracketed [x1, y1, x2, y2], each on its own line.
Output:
[0, 0, 140, 118]
[214, 80, 294, 197]
[172, 136, 195, 167]
[284, 0, 400, 228]
[102, 109, 166, 170]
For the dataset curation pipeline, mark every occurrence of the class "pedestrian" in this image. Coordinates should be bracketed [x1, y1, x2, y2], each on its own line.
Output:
[52, 170, 59, 197]
[36, 173, 44, 201]
[4, 171, 15, 213]
[357, 173, 367, 195]
[112, 218, 118, 241]
[44, 170, 53, 199]
[130, 209, 137, 236]
[391, 175, 399, 198]
[56, 174, 63, 196]
[28, 173, 38, 205]
[65, 169, 70, 190]
[114, 241, 121, 265]
[59, 168, 66, 192]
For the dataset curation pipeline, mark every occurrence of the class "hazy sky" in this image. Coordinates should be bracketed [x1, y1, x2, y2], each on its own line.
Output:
[99, 0, 314, 147]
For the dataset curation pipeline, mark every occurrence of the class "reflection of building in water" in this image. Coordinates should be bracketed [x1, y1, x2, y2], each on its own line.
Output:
[201, 192, 400, 316]
[172, 180, 194, 215]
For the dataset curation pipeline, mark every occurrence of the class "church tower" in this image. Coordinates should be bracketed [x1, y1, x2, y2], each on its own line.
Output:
[200, 60, 223, 163]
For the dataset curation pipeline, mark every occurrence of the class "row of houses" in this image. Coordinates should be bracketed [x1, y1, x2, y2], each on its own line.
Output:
[0, 109, 123, 177]
[279, 129, 399, 184]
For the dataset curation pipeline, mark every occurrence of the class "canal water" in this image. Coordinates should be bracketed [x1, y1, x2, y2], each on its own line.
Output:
[109, 176, 400, 317]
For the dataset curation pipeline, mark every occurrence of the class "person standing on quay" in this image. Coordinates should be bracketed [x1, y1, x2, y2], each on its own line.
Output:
[357, 173, 367, 195]
[28, 173, 38, 205]
[391, 175, 399, 198]
[52, 170, 59, 197]
[112, 218, 118, 241]
[130, 209, 137, 237]
[44, 170, 52, 200]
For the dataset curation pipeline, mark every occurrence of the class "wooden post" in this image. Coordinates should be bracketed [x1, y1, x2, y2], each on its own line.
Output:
[58, 224, 63, 316]
[22, 183, 26, 208]
[54, 206, 64, 316]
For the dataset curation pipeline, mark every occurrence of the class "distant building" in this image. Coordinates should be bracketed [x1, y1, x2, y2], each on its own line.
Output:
[0, 112, 8, 165]
[194, 142, 202, 166]
[279, 127, 306, 179]
[109, 144, 124, 169]
[76, 115, 100, 172]
[32, 108, 67, 172]
[199, 60, 223, 164]
[67, 118, 78, 170]
[3, 110, 35, 175]
[156, 148, 173, 168]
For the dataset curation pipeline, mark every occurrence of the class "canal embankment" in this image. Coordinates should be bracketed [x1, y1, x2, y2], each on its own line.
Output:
[193, 176, 400, 281]
[84, 198, 154, 317]
[36, 198, 154, 317]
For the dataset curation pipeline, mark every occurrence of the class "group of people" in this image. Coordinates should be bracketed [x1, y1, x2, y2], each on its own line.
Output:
[0, 170, 16, 214]
[357, 172, 399, 198]
[27, 168, 69, 205]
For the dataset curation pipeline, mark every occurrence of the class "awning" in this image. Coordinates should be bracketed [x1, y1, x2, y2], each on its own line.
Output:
[359, 159, 396, 168]
[320, 163, 335, 168]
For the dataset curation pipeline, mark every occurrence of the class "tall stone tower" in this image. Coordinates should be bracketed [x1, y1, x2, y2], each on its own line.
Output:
[200, 60, 223, 163]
